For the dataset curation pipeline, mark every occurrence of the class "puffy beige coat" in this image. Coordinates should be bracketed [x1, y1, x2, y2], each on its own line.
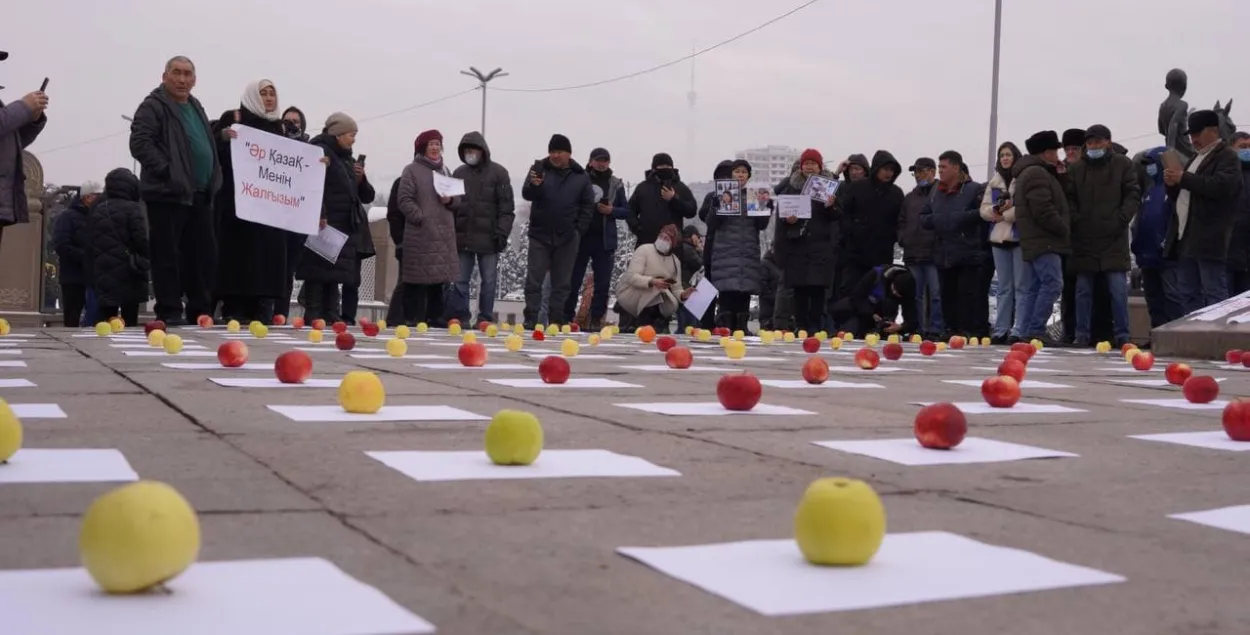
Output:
[615, 243, 684, 317]
[980, 171, 1018, 244]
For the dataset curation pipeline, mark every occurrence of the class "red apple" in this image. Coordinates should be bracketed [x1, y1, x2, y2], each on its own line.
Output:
[1121, 342, 1138, 354]
[802, 337, 820, 353]
[569, 322, 581, 333]
[997, 359, 1027, 382]
[361, 321, 380, 337]
[914, 402, 968, 449]
[1225, 349, 1244, 365]
[665, 346, 693, 369]
[716, 372, 762, 411]
[311, 318, 326, 331]
[1004, 350, 1031, 366]
[802, 356, 830, 384]
[656, 335, 678, 353]
[291, 316, 305, 330]
[144, 320, 166, 335]
[272, 314, 287, 326]
[274, 350, 312, 384]
[196, 315, 214, 328]
[981, 375, 1022, 408]
[1222, 399, 1250, 441]
[854, 347, 880, 370]
[1131, 351, 1155, 371]
[478, 320, 491, 332]
[1164, 362, 1192, 386]
[532, 329, 546, 341]
[538, 355, 570, 384]
[1010, 342, 1037, 358]
[919, 340, 937, 356]
[948, 335, 965, 350]
[216, 340, 249, 368]
[448, 318, 461, 327]
[1182, 375, 1220, 404]
[332, 321, 348, 334]
[714, 327, 731, 338]
[1243, 355, 1250, 369]
[335, 332, 356, 351]
[458, 342, 488, 367]
[882, 342, 904, 360]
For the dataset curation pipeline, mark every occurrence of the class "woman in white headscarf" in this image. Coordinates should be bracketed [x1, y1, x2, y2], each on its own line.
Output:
[211, 79, 294, 324]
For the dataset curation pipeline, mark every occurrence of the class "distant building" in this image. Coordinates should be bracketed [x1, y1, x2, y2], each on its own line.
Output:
[735, 145, 800, 188]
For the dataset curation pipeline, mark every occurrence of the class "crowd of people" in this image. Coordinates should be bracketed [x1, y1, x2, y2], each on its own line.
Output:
[22, 55, 1250, 346]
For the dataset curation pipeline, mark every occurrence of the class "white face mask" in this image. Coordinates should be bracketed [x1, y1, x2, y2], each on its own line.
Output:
[464, 151, 481, 166]
[654, 239, 672, 254]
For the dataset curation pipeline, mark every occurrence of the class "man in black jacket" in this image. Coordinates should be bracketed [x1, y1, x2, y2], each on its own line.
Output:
[627, 152, 697, 246]
[565, 147, 628, 331]
[52, 182, 103, 327]
[829, 265, 917, 337]
[520, 134, 595, 328]
[834, 150, 905, 299]
[1164, 109, 1244, 313]
[451, 131, 515, 325]
[128, 55, 221, 325]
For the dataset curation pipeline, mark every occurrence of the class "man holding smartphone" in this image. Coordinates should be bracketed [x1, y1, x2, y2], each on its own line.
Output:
[0, 51, 49, 244]
[563, 147, 627, 331]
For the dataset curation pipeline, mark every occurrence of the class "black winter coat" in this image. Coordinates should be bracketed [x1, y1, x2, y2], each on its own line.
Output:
[847, 264, 918, 335]
[452, 132, 515, 254]
[921, 179, 988, 269]
[88, 169, 150, 306]
[128, 87, 222, 205]
[211, 108, 292, 299]
[899, 183, 937, 265]
[1165, 140, 1244, 263]
[521, 158, 595, 246]
[1228, 162, 1250, 272]
[52, 196, 92, 285]
[773, 170, 840, 287]
[702, 188, 769, 295]
[1066, 152, 1141, 273]
[297, 134, 375, 284]
[627, 169, 697, 245]
[1012, 155, 1071, 261]
[836, 150, 905, 269]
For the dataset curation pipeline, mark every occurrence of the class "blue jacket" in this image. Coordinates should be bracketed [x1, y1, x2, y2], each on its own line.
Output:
[521, 158, 595, 245]
[52, 195, 92, 285]
[920, 179, 987, 268]
[1131, 147, 1170, 268]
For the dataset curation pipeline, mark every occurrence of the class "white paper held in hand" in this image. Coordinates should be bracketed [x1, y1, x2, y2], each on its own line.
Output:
[776, 195, 810, 220]
[305, 225, 348, 264]
[683, 277, 719, 320]
[228, 125, 325, 235]
[432, 172, 466, 197]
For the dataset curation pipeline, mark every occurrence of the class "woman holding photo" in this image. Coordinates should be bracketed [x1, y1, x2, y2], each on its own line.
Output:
[773, 148, 839, 334]
[703, 159, 769, 334]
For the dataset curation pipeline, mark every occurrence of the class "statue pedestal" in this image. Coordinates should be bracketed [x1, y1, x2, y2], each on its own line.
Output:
[0, 211, 46, 327]
[1152, 291, 1250, 360]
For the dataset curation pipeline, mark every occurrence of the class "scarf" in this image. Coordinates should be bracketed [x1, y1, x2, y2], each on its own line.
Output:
[240, 79, 281, 122]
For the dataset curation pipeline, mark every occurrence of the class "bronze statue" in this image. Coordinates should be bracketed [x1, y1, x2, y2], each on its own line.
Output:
[1158, 68, 1195, 160]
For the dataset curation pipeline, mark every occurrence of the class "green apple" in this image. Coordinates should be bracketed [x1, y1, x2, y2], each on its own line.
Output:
[794, 477, 886, 566]
[484, 409, 543, 466]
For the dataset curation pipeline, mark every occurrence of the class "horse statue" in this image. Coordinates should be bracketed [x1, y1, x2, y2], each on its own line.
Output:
[1213, 99, 1236, 143]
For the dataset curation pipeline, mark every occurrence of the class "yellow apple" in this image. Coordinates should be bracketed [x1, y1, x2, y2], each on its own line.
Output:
[448, 323, 462, 336]
[1095, 341, 1112, 353]
[376, 319, 387, 331]
[798, 330, 808, 340]
[561, 338, 580, 357]
[308, 329, 323, 343]
[79, 481, 201, 593]
[0, 398, 22, 462]
[394, 324, 411, 339]
[1030, 338, 1044, 350]
[815, 331, 828, 342]
[484, 409, 543, 466]
[560, 324, 571, 334]
[385, 338, 408, 357]
[910, 334, 922, 343]
[724, 339, 747, 359]
[760, 330, 775, 344]
[463, 332, 478, 344]
[486, 324, 499, 338]
[338, 371, 384, 414]
[829, 337, 843, 350]
[226, 319, 240, 333]
[417, 322, 429, 333]
[504, 334, 524, 352]
[588, 334, 601, 346]
[147, 329, 166, 347]
[864, 333, 880, 347]
[886, 334, 900, 344]
[794, 477, 886, 566]
[782, 332, 796, 343]
[732, 330, 745, 341]
[162, 334, 183, 355]
[697, 329, 711, 342]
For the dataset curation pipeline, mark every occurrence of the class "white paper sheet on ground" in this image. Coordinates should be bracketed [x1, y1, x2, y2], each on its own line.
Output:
[1211, 363, 1250, 372]
[485, 378, 643, 389]
[758, 379, 884, 389]
[0, 449, 138, 483]
[349, 354, 449, 360]
[0, 333, 36, 338]
[616, 402, 814, 416]
[813, 437, 1078, 466]
[1169, 505, 1250, 535]
[413, 363, 533, 371]
[1129, 431, 1250, 451]
[0, 361, 27, 368]
[701, 356, 790, 363]
[162, 362, 273, 371]
[617, 530, 1124, 616]
[123, 350, 217, 357]
[368, 449, 680, 482]
[0, 340, 21, 346]
[1121, 398, 1228, 410]
[942, 379, 1073, 389]
[0, 349, 23, 355]
[0, 556, 435, 635]
[0, 378, 35, 388]
[617, 365, 729, 372]
[913, 401, 1087, 415]
[111, 343, 207, 350]
[525, 353, 623, 360]
[11, 404, 67, 419]
[826, 365, 915, 374]
[210, 377, 341, 389]
[1097, 366, 1163, 373]
[1109, 378, 1229, 387]
[292, 347, 352, 353]
[267, 404, 488, 423]
[970, 365, 1064, 374]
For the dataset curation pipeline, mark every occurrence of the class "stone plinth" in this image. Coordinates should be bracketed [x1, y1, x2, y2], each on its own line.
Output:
[0, 151, 47, 326]
[1152, 291, 1250, 359]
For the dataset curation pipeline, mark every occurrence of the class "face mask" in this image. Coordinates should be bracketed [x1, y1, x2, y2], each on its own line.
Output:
[917, 179, 932, 187]
[654, 239, 672, 254]
[1146, 164, 1159, 177]
[464, 151, 481, 166]
[1239, 149, 1250, 163]
[655, 168, 675, 181]
[1085, 148, 1106, 160]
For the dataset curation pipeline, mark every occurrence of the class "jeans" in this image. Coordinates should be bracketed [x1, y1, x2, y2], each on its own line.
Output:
[147, 193, 217, 322]
[938, 264, 984, 337]
[562, 235, 613, 322]
[453, 251, 499, 324]
[991, 246, 1025, 337]
[1020, 253, 1063, 337]
[907, 264, 944, 335]
[1075, 271, 1130, 343]
[525, 235, 578, 325]
[1170, 257, 1230, 314]
[84, 287, 99, 326]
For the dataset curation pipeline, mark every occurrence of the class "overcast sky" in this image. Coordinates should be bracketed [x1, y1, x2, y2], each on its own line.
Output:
[7, 0, 1249, 190]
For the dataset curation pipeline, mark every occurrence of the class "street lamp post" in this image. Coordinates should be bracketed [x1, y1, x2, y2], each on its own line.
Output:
[985, 0, 1003, 181]
[459, 67, 508, 137]
[120, 115, 137, 173]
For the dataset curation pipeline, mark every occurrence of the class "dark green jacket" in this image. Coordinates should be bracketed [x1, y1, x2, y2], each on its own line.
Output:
[1066, 152, 1140, 272]
[1012, 155, 1070, 262]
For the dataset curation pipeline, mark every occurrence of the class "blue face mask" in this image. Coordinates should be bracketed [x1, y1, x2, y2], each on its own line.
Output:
[1146, 164, 1158, 177]
[917, 179, 932, 187]
[1085, 148, 1106, 160]
[1238, 149, 1250, 163]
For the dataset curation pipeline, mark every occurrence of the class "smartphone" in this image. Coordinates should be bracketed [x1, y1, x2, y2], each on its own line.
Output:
[356, 154, 366, 166]
[664, 278, 677, 285]
[599, 197, 610, 206]
[531, 159, 545, 177]
[39, 77, 49, 92]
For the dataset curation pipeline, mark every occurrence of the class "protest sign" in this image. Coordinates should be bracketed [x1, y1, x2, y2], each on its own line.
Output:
[230, 125, 326, 236]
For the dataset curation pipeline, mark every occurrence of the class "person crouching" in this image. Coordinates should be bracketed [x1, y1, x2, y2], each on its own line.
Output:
[614, 224, 693, 333]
